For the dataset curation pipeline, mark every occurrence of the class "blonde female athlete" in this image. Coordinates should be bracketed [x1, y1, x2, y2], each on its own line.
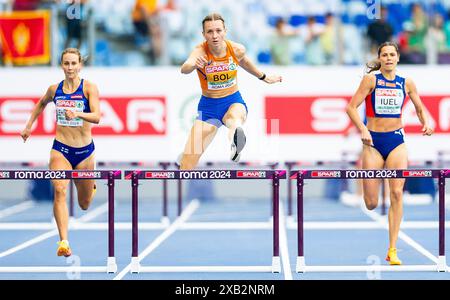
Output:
[346, 42, 433, 265]
[179, 13, 282, 169]
[21, 48, 100, 257]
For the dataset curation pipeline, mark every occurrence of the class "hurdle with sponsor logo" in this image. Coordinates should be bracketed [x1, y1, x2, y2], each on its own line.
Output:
[291, 168, 449, 273]
[123, 169, 286, 273]
[0, 170, 121, 273]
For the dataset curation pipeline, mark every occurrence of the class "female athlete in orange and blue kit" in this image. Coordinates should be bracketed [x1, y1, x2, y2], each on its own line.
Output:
[346, 42, 433, 265]
[179, 13, 282, 169]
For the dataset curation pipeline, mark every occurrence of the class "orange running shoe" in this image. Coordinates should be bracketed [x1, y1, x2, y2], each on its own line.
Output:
[385, 248, 402, 265]
[57, 240, 72, 257]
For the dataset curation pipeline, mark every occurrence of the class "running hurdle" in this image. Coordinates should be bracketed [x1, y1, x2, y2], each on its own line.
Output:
[292, 168, 449, 273]
[0, 169, 121, 273]
[124, 169, 286, 273]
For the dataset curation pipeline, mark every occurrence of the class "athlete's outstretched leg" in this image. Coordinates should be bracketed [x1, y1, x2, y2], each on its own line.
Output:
[73, 153, 96, 210]
[384, 143, 408, 264]
[50, 150, 72, 256]
[361, 145, 385, 210]
[180, 120, 218, 170]
[222, 103, 247, 162]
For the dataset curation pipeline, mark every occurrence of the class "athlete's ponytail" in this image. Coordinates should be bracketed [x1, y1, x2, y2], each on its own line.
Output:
[365, 60, 381, 74]
[365, 41, 400, 74]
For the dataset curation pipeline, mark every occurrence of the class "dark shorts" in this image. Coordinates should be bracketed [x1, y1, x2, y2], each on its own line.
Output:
[197, 91, 248, 128]
[369, 128, 405, 160]
[52, 139, 95, 169]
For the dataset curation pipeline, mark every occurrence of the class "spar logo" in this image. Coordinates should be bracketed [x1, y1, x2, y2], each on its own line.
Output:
[145, 171, 175, 179]
[376, 89, 401, 97]
[72, 171, 102, 178]
[402, 170, 432, 177]
[0, 172, 10, 178]
[311, 171, 341, 178]
[56, 100, 76, 107]
[205, 64, 229, 74]
[236, 171, 266, 178]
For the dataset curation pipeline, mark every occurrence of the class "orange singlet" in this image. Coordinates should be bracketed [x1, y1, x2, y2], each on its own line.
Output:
[196, 40, 240, 98]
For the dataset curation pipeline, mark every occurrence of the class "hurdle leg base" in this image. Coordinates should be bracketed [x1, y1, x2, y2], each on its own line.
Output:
[130, 257, 140, 273]
[271, 256, 281, 273]
[161, 216, 170, 226]
[107, 257, 117, 273]
[286, 215, 294, 225]
[296, 256, 306, 273]
[438, 256, 447, 272]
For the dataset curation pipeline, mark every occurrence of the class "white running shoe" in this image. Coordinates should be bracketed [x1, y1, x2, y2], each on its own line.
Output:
[230, 127, 246, 162]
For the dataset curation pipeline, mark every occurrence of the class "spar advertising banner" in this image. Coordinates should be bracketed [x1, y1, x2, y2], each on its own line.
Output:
[265, 95, 449, 134]
[0, 97, 166, 136]
[0, 66, 449, 162]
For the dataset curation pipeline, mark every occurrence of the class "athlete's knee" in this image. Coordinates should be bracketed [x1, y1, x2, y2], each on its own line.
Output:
[53, 184, 67, 197]
[363, 195, 378, 210]
[224, 116, 243, 127]
[78, 200, 90, 210]
[390, 188, 403, 202]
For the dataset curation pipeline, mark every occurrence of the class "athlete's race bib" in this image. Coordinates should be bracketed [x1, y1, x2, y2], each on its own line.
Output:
[374, 88, 404, 115]
[55, 99, 84, 126]
[205, 58, 237, 90]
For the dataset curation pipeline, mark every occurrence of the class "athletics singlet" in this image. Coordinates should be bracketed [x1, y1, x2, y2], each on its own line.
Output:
[53, 79, 91, 127]
[197, 40, 239, 95]
[365, 73, 406, 118]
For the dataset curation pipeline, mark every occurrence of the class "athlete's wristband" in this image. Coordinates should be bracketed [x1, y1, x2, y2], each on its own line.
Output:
[258, 73, 266, 80]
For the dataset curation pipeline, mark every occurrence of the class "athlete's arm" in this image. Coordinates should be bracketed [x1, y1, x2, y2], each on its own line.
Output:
[346, 74, 375, 146]
[232, 42, 282, 84]
[66, 80, 100, 124]
[21, 85, 56, 142]
[406, 78, 433, 136]
[181, 45, 207, 74]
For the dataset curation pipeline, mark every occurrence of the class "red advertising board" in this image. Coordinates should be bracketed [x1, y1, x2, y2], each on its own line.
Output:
[265, 96, 449, 134]
[0, 96, 166, 136]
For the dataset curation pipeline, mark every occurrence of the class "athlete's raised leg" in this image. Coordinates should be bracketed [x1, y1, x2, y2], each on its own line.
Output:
[180, 120, 218, 170]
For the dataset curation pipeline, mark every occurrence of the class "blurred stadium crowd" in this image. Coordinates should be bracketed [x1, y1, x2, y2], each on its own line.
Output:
[1, 0, 450, 66]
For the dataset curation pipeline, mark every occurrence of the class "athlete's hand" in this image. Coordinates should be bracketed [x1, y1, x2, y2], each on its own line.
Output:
[20, 127, 31, 143]
[65, 109, 77, 120]
[422, 125, 433, 136]
[263, 74, 282, 84]
[195, 55, 209, 69]
[361, 128, 373, 146]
